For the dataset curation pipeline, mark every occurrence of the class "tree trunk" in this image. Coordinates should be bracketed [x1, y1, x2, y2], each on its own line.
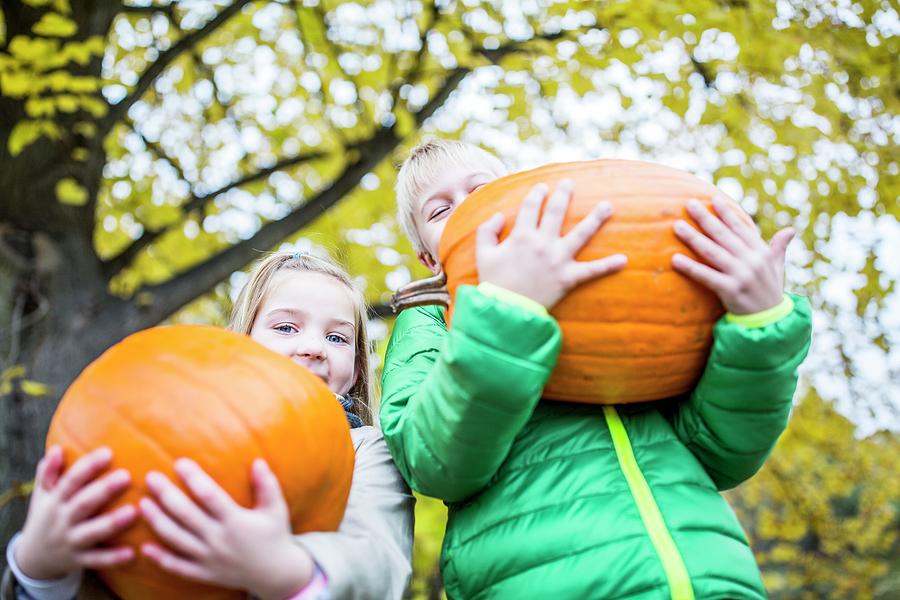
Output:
[0, 226, 131, 554]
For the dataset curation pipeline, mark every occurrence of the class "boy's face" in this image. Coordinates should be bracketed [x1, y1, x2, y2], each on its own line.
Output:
[415, 164, 497, 274]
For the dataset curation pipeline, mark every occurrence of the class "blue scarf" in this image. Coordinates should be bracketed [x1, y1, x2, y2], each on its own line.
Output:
[338, 394, 364, 429]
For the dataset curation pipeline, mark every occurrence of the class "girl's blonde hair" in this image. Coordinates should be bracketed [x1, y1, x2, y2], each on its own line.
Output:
[229, 251, 374, 426]
[396, 138, 508, 254]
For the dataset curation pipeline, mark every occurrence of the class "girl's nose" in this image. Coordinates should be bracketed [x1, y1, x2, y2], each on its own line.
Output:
[294, 334, 325, 360]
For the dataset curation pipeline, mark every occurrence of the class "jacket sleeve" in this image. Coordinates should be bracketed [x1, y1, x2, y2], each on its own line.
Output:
[293, 428, 414, 600]
[379, 285, 562, 502]
[667, 294, 813, 490]
[3, 534, 81, 600]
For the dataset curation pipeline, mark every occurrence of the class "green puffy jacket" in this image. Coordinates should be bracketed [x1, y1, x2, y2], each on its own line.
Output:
[381, 284, 811, 599]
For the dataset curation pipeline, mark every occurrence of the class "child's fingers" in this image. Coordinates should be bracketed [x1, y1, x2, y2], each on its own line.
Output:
[56, 447, 112, 501]
[712, 196, 761, 248]
[251, 459, 288, 515]
[146, 470, 214, 537]
[68, 469, 131, 523]
[34, 446, 62, 491]
[673, 220, 742, 274]
[142, 543, 213, 583]
[672, 253, 733, 293]
[685, 200, 746, 255]
[174, 459, 234, 520]
[561, 202, 613, 257]
[537, 179, 574, 237]
[139, 497, 208, 558]
[68, 504, 137, 548]
[76, 546, 135, 570]
[510, 184, 548, 235]
[41, 446, 65, 491]
[565, 254, 627, 287]
[476, 213, 505, 251]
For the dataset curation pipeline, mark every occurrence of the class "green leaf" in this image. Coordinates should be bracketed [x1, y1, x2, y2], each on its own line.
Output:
[56, 177, 89, 205]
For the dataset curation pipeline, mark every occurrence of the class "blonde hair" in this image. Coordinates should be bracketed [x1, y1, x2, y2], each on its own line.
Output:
[396, 138, 507, 254]
[229, 251, 374, 426]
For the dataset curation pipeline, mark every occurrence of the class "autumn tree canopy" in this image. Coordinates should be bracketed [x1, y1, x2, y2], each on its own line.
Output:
[1, 1, 897, 592]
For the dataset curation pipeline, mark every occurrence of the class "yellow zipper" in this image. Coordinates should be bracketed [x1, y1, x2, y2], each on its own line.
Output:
[603, 406, 694, 600]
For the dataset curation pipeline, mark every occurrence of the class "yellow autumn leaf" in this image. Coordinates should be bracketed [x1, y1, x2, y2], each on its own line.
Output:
[0, 70, 34, 97]
[21, 379, 52, 397]
[73, 121, 97, 137]
[32, 13, 77, 38]
[55, 94, 79, 113]
[79, 96, 108, 118]
[8, 120, 42, 156]
[1, 365, 26, 382]
[25, 97, 56, 117]
[56, 177, 89, 206]
[8, 35, 59, 62]
[61, 38, 105, 66]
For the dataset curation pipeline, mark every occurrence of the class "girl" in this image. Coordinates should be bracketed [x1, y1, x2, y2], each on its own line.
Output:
[4, 251, 414, 600]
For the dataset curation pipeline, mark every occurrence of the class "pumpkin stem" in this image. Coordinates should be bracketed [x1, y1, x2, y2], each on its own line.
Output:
[390, 271, 450, 312]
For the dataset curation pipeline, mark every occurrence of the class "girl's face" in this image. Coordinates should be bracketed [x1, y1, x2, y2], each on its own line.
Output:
[250, 270, 358, 396]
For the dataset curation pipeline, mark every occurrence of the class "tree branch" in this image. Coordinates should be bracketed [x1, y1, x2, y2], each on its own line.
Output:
[99, 0, 253, 139]
[135, 128, 397, 324]
[117, 24, 570, 325]
[102, 147, 332, 276]
[133, 64, 473, 325]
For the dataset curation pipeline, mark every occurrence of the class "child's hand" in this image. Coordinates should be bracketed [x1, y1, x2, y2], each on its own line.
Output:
[672, 196, 794, 314]
[476, 179, 627, 309]
[140, 458, 314, 600]
[14, 446, 137, 581]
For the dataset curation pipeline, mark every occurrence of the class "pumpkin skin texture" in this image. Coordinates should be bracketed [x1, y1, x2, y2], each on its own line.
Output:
[438, 159, 755, 404]
[45, 325, 355, 600]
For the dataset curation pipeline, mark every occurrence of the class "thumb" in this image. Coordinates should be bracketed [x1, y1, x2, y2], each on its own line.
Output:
[252, 459, 287, 516]
[769, 227, 795, 264]
[476, 212, 506, 251]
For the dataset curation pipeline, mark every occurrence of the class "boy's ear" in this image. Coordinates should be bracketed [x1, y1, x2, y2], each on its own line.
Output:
[417, 250, 441, 275]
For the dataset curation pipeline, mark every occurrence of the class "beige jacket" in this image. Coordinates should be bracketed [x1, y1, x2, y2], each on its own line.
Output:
[3, 426, 414, 600]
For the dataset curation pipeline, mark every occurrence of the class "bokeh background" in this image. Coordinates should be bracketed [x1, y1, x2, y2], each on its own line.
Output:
[1, 1, 897, 598]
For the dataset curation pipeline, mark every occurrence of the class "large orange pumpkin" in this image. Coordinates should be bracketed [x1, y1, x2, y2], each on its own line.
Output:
[46, 325, 355, 600]
[432, 159, 754, 404]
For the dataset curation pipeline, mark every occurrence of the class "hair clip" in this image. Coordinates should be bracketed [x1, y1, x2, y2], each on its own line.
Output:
[291, 250, 308, 261]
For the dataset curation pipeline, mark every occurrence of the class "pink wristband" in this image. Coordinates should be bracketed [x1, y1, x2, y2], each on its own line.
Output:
[282, 565, 329, 600]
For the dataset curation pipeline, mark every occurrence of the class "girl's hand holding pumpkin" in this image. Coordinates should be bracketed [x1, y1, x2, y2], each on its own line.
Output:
[140, 458, 314, 600]
[476, 179, 627, 309]
[672, 196, 793, 314]
[15, 446, 137, 581]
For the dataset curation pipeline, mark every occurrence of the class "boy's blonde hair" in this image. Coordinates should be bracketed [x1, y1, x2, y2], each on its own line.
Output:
[229, 251, 374, 426]
[396, 138, 507, 255]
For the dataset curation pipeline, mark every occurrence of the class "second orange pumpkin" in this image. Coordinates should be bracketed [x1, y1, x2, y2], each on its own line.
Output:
[438, 159, 754, 404]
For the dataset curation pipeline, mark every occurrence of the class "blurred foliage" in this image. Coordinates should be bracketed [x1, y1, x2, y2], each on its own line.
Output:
[728, 389, 900, 599]
[2, 0, 898, 596]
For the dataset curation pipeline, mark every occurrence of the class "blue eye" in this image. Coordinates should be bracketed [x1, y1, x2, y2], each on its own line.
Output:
[275, 324, 297, 334]
[326, 333, 349, 344]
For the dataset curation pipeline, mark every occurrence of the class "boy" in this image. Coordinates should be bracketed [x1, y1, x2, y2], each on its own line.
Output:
[381, 139, 811, 599]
